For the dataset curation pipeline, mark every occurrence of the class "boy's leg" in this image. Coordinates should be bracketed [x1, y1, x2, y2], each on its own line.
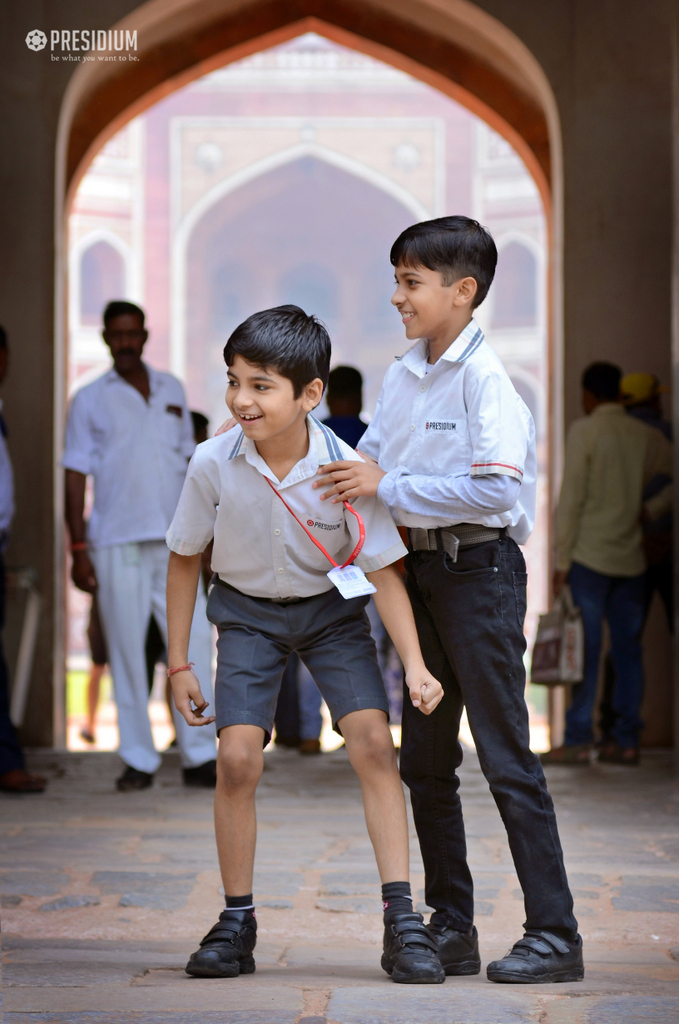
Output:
[185, 725, 262, 979]
[399, 573, 473, 931]
[214, 724, 265, 895]
[406, 538, 582, 982]
[296, 592, 443, 983]
[339, 708, 409, 882]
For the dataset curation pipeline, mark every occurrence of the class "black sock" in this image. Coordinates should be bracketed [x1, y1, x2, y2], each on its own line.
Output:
[382, 881, 413, 919]
[225, 893, 254, 912]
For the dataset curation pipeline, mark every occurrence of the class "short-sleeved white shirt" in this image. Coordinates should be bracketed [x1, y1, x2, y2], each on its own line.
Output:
[360, 320, 536, 544]
[63, 365, 195, 548]
[166, 415, 407, 600]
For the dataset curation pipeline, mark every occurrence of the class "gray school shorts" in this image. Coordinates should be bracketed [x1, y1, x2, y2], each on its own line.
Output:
[206, 580, 390, 741]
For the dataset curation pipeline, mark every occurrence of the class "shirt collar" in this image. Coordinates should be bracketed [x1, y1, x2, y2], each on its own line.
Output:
[227, 415, 338, 487]
[591, 403, 625, 416]
[400, 319, 485, 378]
[105, 362, 159, 394]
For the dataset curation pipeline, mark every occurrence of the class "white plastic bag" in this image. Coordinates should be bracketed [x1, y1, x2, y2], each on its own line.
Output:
[530, 586, 584, 686]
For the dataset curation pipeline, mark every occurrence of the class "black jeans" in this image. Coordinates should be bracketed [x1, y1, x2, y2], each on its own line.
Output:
[400, 536, 577, 938]
[0, 554, 25, 776]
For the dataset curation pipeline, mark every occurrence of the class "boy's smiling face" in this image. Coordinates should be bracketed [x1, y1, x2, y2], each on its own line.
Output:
[391, 261, 477, 345]
[225, 354, 322, 444]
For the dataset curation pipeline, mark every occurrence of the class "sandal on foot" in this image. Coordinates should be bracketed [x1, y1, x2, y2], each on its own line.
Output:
[381, 911, 445, 984]
[598, 743, 639, 765]
[186, 908, 257, 978]
[540, 745, 591, 765]
[0, 768, 47, 793]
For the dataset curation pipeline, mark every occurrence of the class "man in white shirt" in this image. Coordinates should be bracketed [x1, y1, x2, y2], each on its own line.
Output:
[316, 217, 581, 984]
[63, 301, 216, 792]
[548, 362, 673, 766]
[0, 326, 47, 793]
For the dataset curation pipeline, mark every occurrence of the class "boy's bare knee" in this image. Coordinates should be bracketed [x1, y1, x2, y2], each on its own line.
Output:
[347, 725, 397, 775]
[217, 744, 262, 790]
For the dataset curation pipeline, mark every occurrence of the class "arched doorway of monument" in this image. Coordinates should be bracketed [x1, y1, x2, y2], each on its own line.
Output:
[56, 5, 564, 752]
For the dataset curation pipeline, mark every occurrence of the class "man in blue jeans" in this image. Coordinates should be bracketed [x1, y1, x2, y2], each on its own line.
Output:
[546, 362, 673, 766]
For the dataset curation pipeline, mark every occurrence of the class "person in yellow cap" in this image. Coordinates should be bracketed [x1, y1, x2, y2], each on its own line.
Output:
[621, 373, 672, 440]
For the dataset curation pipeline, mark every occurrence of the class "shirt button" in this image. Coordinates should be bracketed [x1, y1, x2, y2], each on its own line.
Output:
[278, 567, 284, 574]
[419, 385, 426, 392]
[274, 529, 281, 536]
[410, 424, 416, 431]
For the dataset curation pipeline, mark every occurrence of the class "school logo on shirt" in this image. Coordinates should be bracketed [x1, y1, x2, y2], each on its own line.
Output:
[306, 519, 341, 531]
[425, 421, 457, 431]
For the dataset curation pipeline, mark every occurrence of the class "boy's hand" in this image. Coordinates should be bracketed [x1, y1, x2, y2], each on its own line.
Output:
[170, 670, 216, 727]
[314, 451, 386, 502]
[405, 666, 444, 715]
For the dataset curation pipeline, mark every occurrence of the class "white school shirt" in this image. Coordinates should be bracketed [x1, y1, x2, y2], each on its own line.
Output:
[63, 364, 195, 548]
[360, 320, 537, 544]
[166, 415, 407, 601]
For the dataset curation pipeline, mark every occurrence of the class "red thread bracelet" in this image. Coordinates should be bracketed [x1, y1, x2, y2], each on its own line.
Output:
[167, 663, 195, 677]
[71, 542, 88, 552]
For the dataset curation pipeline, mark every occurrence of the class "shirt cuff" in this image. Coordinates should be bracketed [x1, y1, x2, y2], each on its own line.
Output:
[470, 461, 524, 482]
[165, 530, 210, 556]
[355, 538, 408, 574]
[376, 468, 403, 512]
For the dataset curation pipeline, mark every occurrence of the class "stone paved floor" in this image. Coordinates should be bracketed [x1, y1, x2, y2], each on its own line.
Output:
[2, 745, 679, 1023]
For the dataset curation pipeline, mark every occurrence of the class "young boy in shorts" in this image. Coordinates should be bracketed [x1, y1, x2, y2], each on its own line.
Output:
[316, 217, 584, 984]
[165, 305, 446, 984]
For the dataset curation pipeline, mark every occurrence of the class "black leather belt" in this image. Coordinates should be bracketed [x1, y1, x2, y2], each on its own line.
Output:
[215, 576, 315, 605]
[407, 523, 505, 561]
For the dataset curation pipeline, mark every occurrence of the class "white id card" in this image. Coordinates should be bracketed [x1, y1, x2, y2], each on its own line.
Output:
[327, 564, 377, 600]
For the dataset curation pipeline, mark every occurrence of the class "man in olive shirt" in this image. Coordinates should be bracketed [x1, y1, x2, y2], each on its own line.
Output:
[546, 362, 672, 765]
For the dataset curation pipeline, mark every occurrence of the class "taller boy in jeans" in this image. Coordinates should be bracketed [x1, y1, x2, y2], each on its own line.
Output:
[317, 216, 583, 983]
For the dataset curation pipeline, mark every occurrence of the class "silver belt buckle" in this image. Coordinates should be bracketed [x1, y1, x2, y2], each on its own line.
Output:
[441, 531, 460, 562]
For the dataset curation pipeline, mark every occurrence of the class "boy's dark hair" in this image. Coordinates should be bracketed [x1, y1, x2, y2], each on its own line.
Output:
[582, 362, 621, 401]
[223, 305, 331, 398]
[327, 365, 363, 400]
[0, 326, 6, 350]
[103, 300, 146, 328]
[390, 215, 497, 307]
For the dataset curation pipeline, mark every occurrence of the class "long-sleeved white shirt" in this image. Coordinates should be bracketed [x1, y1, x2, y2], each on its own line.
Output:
[555, 403, 673, 576]
[360, 320, 536, 543]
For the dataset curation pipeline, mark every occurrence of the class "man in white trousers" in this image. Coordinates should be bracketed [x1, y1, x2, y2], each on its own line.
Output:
[64, 301, 216, 791]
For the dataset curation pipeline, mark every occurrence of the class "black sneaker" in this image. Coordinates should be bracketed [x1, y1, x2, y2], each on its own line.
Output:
[487, 931, 584, 984]
[185, 908, 257, 978]
[116, 766, 153, 792]
[427, 922, 481, 975]
[183, 760, 217, 788]
[381, 911, 445, 984]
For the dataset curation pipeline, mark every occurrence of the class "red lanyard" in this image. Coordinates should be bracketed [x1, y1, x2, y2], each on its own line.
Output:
[266, 478, 365, 569]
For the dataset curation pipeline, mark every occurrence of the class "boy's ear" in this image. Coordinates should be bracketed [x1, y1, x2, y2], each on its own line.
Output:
[302, 378, 325, 411]
[452, 276, 478, 307]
